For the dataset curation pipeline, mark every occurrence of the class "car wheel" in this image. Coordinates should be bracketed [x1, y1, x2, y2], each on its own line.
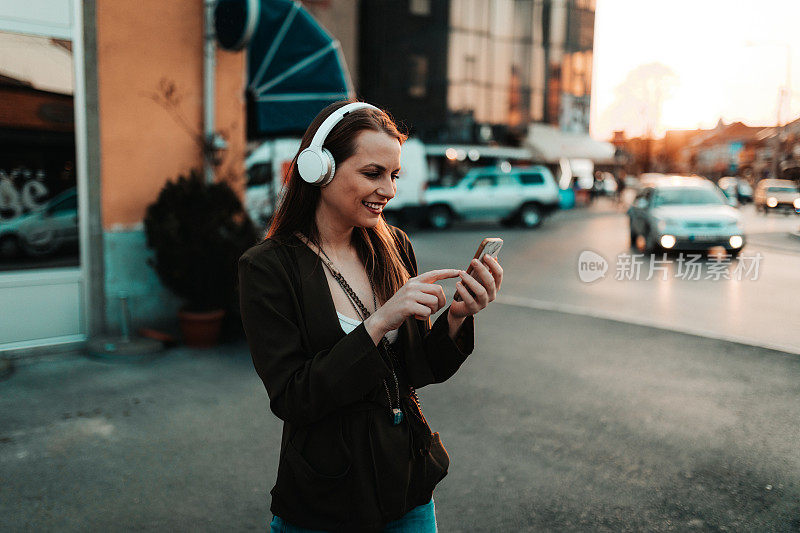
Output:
[629, 228, 637, 248]
[518, 203, 543, 228]
[0, 235, 21, 259]
[427, 205, 452, 230]
[22, 229, 60, 257]
[729, 248, 742, 259]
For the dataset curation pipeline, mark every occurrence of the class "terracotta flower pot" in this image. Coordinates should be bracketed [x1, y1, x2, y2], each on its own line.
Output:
[177, 308, 227, 348]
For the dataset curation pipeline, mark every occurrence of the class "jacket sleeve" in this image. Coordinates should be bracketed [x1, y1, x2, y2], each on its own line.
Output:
[238, 250, 393, 427]
[391, 228, 475, 388]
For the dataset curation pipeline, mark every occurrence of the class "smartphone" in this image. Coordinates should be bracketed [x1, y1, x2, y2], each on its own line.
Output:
[453, 237, 503, 302]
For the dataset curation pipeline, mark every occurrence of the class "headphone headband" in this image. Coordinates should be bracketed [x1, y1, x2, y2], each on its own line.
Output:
[297, 101, 381, 186]
[310, 102, 380, 148]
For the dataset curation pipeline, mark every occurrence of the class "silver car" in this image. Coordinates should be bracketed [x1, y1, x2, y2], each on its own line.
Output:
[627, 176, 745, 257]
[423, 165, 560, 229]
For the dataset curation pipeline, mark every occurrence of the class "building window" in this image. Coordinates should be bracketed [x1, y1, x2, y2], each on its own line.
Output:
[409, 0, 431, 16]
[409, 55, 428, 98]
[0, 30, 79, 271]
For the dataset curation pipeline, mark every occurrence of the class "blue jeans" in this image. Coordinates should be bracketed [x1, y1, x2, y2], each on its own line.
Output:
[269, 497, 437, 532]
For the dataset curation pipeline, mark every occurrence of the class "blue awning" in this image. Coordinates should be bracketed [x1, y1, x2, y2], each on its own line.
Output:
[247, 0, 354, 136]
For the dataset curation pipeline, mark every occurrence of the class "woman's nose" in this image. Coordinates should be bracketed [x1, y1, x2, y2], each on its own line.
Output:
[377, 175, 396, 199]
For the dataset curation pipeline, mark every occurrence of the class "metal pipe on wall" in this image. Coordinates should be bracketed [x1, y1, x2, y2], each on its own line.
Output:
[204, 0, 217, 184]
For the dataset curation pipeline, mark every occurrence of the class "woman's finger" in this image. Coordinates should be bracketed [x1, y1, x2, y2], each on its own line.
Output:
[416, 282, 446, 309]
[471, 259, 497, 300]
[483, 255, 503, 291]
[415, 269, 461, 284]
[411, 301, 432, 320]
[455, 282, 479, 314]
[415, 291, 440, 314]
[459, 270, 489, 307]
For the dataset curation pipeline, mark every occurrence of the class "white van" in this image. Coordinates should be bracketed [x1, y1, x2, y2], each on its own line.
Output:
[244, 137, 429, 229]
[381, 137, 427, 228]
[244, 137, 301, 229]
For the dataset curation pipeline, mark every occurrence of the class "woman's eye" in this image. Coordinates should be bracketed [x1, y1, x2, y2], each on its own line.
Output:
[364, 172, 399, 180]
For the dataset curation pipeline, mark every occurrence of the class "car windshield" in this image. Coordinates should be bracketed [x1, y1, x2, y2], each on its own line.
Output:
[652, 187, 726, 206]
[766, 186, 798, 193]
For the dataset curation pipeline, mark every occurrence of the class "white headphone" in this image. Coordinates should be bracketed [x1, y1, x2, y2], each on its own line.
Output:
[296, 101, 381, 186]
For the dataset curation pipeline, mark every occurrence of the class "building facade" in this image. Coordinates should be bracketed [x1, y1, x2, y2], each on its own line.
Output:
[357, 0, 595, 145]
[0, 0, 247, 355]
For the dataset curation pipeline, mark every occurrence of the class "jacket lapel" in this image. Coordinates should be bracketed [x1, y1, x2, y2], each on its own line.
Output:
[289, 232, 421, 358]
[292, 234, 347, 354]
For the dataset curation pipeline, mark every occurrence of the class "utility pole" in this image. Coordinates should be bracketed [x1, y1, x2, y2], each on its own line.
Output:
[746, 41, 792, 180]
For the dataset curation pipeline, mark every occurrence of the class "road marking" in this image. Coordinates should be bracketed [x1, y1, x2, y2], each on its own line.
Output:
[495, 294, 800, 356]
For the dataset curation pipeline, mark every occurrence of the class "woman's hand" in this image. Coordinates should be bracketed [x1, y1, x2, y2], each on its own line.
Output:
[448, 254, 503, 320]
[367, 269, 461, 339]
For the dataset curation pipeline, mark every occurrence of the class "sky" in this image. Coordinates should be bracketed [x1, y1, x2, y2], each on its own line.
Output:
[591, 0, 800, 141]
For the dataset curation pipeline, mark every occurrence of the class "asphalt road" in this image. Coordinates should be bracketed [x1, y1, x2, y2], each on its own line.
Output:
[1, 203, 799, 531]
[409, 198, 800, 355]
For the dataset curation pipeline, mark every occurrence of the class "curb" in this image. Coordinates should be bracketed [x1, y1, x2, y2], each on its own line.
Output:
[495, 294, 800, 357]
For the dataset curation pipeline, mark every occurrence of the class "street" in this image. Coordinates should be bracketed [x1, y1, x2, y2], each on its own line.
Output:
[1, 203, 799, 531]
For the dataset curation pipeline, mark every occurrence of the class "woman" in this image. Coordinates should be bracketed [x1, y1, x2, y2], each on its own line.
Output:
[237, 100, 503, 532]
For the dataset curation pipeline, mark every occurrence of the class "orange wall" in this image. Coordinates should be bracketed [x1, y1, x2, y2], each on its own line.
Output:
[96, 0, 246, 229]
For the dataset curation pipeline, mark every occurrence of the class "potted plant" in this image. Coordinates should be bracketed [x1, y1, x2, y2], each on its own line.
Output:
[144, 168, 259, 347]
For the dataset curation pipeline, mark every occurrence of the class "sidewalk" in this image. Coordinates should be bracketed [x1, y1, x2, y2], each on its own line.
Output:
[549, 196, 627, 222]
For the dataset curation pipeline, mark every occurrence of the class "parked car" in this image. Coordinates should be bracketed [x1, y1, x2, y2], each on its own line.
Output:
[0, 187, 78, 258]
[423, 165, 560, 229]
[627, 176, 745, 257]
[753, 178, 800, 214]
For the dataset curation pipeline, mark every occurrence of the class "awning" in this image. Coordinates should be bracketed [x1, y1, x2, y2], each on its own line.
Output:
[526, 123, 617, 165]
[246, 0, 355, 136]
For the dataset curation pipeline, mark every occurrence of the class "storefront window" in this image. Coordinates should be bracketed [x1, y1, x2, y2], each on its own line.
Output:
[0, 30, 78, 272]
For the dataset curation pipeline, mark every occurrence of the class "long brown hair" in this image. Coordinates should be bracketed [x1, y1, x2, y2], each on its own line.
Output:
[266, 100, 411, 304]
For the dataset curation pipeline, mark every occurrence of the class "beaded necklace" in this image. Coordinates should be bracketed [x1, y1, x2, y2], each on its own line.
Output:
[295, 232, 410, 425]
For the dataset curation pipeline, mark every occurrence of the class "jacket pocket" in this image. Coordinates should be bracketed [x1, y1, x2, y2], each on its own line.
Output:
[276, 415, 353, 520]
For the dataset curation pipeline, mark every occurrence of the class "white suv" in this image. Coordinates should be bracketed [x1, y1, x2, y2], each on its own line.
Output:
[423, 166, 560, 229]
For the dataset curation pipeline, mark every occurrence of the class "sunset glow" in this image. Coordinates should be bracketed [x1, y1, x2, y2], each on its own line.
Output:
[592, 0, 800, 140]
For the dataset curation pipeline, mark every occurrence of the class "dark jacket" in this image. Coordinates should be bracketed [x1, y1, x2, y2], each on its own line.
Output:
[237, 226, 475, 532]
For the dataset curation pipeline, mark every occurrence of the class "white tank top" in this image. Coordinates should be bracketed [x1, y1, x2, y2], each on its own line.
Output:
[337, 311, 399, 344]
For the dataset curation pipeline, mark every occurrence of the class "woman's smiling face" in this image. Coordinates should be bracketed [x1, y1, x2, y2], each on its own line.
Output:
[319, 129, 401, 228]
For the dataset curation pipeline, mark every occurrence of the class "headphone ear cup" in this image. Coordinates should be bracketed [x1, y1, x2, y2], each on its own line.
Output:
[297, 147, 324, 185]
[319, 147, 336, 187]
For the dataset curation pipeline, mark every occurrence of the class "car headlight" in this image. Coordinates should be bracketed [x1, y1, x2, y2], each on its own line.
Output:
[794, 198, 800, 209]
[767, 197, 778, 207]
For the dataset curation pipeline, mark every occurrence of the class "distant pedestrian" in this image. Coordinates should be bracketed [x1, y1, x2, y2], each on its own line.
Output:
[615, 171, 627, 207]
[238, 100, 503, 532]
